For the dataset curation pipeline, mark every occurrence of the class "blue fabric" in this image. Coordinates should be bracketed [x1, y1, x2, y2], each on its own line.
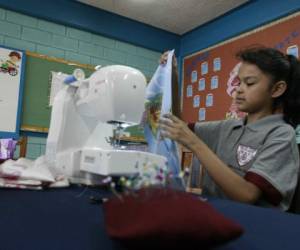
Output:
[0, 186, 300, 250]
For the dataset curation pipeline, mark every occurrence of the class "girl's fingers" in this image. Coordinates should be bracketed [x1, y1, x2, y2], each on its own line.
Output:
[160, 130, 171, 138]
[160, 129, 177, 141]
[159, 58, 167, 64]
[159, 117, 176, 128]
[159, 124, 182, 141]
[159, 123, 176, 134]
[162, 113, 184, 126]
[159, 51, 170, 64]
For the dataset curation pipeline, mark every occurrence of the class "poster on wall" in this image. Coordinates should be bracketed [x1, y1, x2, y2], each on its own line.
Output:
[182, 11, 300, 123]
[0, 46, 26, 138]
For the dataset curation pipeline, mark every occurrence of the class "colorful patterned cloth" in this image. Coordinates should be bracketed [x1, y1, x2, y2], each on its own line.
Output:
[143, 50, 180, 176]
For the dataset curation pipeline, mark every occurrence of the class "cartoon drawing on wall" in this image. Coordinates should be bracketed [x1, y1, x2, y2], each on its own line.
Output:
[287, 45, 299, 58]
[187, 84, 193, 97]
[193, 95, 200, 108]
[191, 70, 197, 83]
[210, 75, 219, 89]
[206, 93, 213, 107]
[0, 46, 25, 136]
[201, 61, 208, 75]
[0, 51, 21, 76]
[198, 78, 205, 91]
[213, 57, 221, 71]
[225, 62, 246, 119]
[199, 108, 206, 121]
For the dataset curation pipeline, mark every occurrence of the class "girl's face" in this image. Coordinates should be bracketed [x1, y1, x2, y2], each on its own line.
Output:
[235, 62, 274, 114]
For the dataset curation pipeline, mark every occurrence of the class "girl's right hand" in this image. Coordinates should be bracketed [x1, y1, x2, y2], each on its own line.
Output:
[159, 51, 178, 69]
[159, 113, 199, 150]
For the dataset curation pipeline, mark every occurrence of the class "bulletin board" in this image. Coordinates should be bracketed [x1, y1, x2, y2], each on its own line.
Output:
[21, 52, 94, 133]
[182, 11, 300, 123]
[0, 46, 26, 138]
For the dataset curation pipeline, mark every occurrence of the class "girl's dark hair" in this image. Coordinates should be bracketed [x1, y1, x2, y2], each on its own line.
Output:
[236, 46, 300, 128]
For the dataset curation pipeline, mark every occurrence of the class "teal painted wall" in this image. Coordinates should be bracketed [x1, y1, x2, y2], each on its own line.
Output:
[14, 136, 46, 160]
[0, 0, 180, 52]
[0, 8, 161, 79]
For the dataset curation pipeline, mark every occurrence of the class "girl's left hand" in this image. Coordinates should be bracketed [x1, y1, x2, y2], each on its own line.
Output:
[159, 113, 199, 149]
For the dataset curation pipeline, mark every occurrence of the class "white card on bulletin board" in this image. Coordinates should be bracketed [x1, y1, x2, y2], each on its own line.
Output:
[187, 85, 193, 97]
[199, 108, 206, 121]
[193, 95, 200, 108]
[213, 57, 221, 71]
[198, 78, 205, 91]
[210, 76, 219, 89]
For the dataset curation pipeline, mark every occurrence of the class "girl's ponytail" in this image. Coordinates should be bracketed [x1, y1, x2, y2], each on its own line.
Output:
[284, 55, 300, 127]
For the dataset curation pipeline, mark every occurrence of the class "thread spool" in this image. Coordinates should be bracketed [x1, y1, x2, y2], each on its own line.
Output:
[64, 68, 85, 84]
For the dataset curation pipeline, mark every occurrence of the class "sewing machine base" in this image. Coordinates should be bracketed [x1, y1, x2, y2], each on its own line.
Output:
[80, 148, 167, 176]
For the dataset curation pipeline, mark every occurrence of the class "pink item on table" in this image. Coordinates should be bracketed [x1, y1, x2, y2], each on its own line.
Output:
[0, 139, 17, 160]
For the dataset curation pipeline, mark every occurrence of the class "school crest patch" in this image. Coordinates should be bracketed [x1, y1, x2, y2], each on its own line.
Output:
[237, 145, 257, 167]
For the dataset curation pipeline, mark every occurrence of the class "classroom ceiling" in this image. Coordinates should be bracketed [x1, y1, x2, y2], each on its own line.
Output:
[77, 0, 249, 35]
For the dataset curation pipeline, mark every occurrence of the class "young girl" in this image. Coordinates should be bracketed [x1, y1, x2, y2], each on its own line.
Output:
[159, 47, 300, 211]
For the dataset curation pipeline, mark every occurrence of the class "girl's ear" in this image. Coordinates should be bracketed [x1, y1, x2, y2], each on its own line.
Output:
[271, 81, 287, 98]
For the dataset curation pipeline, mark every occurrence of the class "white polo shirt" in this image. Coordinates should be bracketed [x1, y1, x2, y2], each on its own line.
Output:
[190, 114, 299, 211]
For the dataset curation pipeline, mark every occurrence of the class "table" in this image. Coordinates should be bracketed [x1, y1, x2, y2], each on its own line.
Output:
[0, 186, 299, 250]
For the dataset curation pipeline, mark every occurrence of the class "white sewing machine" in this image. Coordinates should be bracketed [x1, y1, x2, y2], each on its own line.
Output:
[45, 65, 166, 184]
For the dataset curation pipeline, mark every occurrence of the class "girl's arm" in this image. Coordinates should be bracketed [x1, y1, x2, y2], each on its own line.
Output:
[159, 113, 262, 204]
